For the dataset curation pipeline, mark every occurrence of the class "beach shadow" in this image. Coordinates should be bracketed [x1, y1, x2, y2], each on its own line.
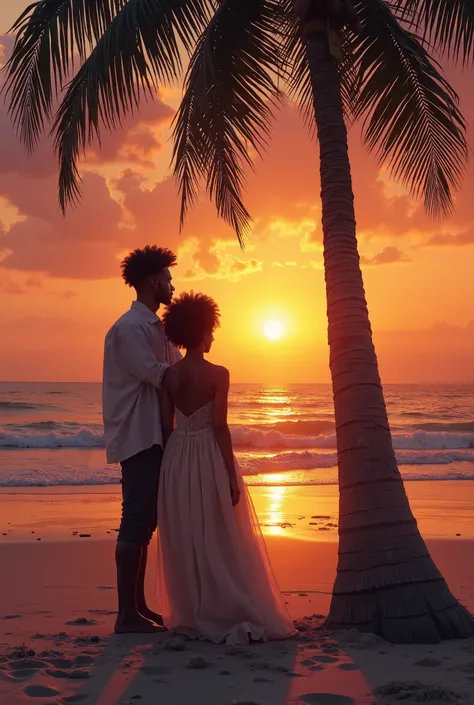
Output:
[310, 626, 474, 705]
[62, 630, 299, 705]
[103, 633, 297, 705]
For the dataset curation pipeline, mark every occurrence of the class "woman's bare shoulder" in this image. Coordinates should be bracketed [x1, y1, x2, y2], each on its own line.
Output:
[207, 362, 230, 382]
[163, 361, 182, 389]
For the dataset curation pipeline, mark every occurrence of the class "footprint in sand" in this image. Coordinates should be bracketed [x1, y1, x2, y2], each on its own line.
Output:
[24, 684, 60, 698]
[9, 668, 39, 680]
[9, 659, 49, 672]
[298, 695, 355, 705]
[337, 663, 359, 671]
[311, 655, 339, 664]
[46, 669, 70, 679]
[69, 669, 91, 679]
[49, 658, 75, 669]
[75, 655, 95, 666]
[1, 614, 23, 620]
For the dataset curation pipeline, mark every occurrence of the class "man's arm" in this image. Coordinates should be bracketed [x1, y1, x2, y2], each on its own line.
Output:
[115, 324, 168, 388]
[160, 369, 175, 446]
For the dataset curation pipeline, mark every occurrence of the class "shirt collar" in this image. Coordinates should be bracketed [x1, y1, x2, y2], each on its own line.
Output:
[131, 300, 160, 324]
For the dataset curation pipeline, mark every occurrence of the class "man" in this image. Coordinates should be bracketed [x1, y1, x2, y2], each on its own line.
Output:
[103, 245, 180, 634]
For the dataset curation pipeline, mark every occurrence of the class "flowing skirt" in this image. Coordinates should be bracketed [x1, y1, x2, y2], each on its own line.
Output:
[156, 428, 296, 644]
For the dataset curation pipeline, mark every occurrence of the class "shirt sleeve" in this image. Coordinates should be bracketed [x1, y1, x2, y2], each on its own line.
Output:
[115, 323, 168, 388]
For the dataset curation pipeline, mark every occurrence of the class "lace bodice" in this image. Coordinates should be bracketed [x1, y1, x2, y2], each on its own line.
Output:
[175, 401, 214, 434]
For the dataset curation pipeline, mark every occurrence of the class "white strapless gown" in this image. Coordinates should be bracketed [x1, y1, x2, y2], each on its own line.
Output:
[156, 401, 296, 644]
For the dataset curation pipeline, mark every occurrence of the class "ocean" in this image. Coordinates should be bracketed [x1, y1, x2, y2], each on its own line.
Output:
[0, 382, 473, 488]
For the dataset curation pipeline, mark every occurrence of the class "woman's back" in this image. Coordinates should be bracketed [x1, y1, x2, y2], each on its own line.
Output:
[163, 357, 222, 419]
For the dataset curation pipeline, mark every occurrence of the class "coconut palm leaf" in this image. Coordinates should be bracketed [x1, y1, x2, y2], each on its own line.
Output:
[3, 0, 124, 152]
[172, 0, 285, 244]
[398, 0, 474, 64]
[350, 0, 468, 217]
[51, 0, 211, 211]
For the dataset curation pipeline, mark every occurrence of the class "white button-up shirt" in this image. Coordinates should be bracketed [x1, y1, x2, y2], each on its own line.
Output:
[102, 301, 181, 463]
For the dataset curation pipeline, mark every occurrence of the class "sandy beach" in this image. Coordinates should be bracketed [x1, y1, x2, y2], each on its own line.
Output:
[1, 481, 474, 705]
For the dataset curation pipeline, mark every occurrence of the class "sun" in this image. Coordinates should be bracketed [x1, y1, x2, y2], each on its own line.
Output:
[264, 319, 284, 340]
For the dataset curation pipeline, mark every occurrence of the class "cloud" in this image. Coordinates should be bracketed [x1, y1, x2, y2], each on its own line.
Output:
[0, 34, 174, 177]
[360, 246, 411, 266]
[1, 29, 474, 287]
[0, 268, 46, 295]
[0, 274, 24, 294]
[427, 230, 474, 247]
[118, 174, 246, 279]
[0, 172, 131, 278]
[374, 321, 474, 383]
[182, 240, 263, 282]
[84, 98, 174, 167]
[0, 34, 181, 281]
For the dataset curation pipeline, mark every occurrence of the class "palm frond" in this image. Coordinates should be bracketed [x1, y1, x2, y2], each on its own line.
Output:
[172, 0, 284, 245]
[3, 0, 124, 152]
[394, 0, 474, 64]
[350, 0, 468, 217]
[52, 0, 212, 212]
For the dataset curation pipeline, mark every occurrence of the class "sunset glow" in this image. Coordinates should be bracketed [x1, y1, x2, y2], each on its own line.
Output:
[264, 320, 284, 341]
[0, 2, 473, 384]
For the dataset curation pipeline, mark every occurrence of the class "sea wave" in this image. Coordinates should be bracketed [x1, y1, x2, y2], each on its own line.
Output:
[234, 427, 474, 450]
[1, 457, 474, 487]
[238, 449, 474, 474]
[413, 422, 474, 433]
[0, 428, 104, 448]
[0, 402, 53, 411]
[1, 424, 474, 451]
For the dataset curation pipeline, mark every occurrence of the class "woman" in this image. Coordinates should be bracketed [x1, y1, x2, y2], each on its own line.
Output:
[157, 292, 296, 645]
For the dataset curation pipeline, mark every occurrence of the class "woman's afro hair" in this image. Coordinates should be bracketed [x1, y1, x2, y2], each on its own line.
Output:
[163, 291, 220, 349]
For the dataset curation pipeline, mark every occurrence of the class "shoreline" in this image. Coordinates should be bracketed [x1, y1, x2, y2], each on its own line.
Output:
[1, 480, 474, 542]
[2, 480, 474, 704]
[2, 471, 474, 491]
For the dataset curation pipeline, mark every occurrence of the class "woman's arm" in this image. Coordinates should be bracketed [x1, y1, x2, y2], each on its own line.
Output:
[213, 367, 240, 506]
[159, 369, 175, 447]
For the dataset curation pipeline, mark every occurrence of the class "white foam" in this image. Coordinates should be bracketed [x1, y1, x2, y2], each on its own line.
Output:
[0, 458, 474, 487]
[0, 428, 104, 448]
[0, 425, 473, 451]
[238, 449, 474, 474]
[230, 427, 474, 451]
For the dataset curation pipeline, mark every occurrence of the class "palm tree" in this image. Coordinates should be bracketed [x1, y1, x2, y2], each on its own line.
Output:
[4, 0, 474, 643]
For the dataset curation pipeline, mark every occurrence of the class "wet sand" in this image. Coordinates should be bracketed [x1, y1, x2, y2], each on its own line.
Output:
[1, 481, 474, 705]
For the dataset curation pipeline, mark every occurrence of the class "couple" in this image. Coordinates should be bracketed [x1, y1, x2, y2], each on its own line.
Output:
[103, 245, 296, 645]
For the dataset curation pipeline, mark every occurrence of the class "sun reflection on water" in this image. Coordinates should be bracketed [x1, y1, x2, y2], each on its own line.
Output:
[262, 485, 287, 536]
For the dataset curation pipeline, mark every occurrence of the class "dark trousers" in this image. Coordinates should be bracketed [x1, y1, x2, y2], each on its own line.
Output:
[118, 445, 163, 545]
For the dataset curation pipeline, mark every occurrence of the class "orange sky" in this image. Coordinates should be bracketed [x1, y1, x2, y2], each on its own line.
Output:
[1, 3, 474, 384]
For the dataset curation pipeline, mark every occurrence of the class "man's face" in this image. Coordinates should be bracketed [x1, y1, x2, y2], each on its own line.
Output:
[156, 267, 175, 305]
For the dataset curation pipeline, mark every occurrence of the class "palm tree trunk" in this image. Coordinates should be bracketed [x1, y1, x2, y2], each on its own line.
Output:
[304, 30, 474, 643]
